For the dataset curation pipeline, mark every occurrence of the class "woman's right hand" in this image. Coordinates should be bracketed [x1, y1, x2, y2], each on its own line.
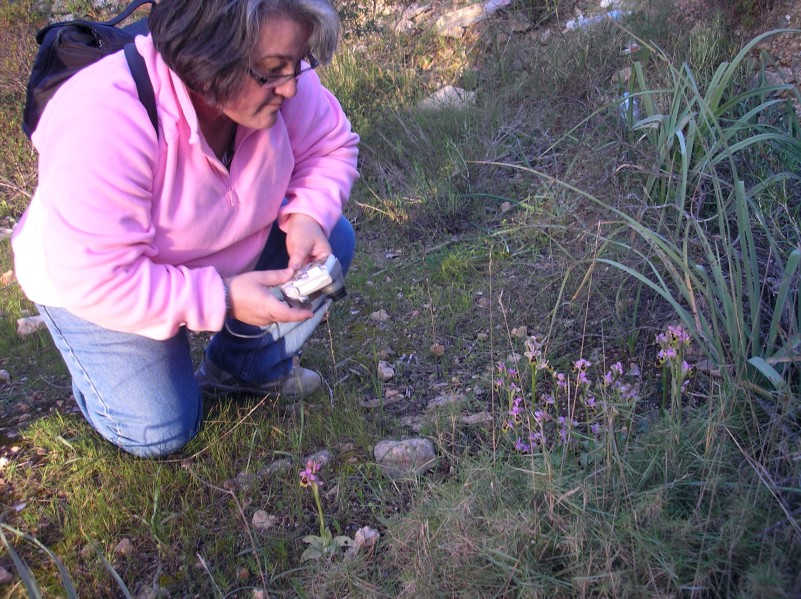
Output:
[225, 269, 313, 327]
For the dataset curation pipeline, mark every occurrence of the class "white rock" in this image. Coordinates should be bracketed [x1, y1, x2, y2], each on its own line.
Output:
[564, 10, 629, 31]
[426, 392, 463, 410]
[401, 2, 432, 20]
[370, 309, 390, 322]
[114, 538, 134, 556]
[377, 360, 395, 381]
[16, 315, 46, 337]
[0, 370, 10, 384]
[460, 412, 494, 426]
[484, 0, 512, 15]
[374, 438, 437, 480]
[435, 3, 486, 35]
[252, 510, 277, 531]
[347, 526, 380, 556]
[304, 449, 332, 468]
[418, 86, 476, 111]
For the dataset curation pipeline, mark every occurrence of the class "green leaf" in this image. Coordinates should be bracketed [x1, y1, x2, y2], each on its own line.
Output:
[301, 546, 323, 561]
[747, 356, 786, 391]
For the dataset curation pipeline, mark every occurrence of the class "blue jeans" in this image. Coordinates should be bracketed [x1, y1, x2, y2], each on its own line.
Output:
[37, 217, 355, 458]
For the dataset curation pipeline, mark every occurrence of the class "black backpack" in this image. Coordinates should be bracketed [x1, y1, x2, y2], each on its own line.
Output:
[22, 0, 158, 140]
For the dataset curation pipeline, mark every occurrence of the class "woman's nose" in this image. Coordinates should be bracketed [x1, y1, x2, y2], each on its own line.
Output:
[273, 76, 298, 99]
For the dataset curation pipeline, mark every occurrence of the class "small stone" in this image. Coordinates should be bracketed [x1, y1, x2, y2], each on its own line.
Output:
[377, 361, 395, 381]
[0, 370, 7, 385]
[370, 309, 390, 323]
[0, 270, 14, 286]
[426, 393, 463, 410]
[222, 479, 237, 491]
[114, 538, 134, 557]
[374, 438, 437, 480]
[237, 567, 250, 581]
[430, 343, 445, 357]
[0, 566, 12, 585]
[347, 526, 380, 556]
[16, 315, 46, 337]
[460, 412, 494, 426]
[417, 86, 476, 111]
[252, 510, 277, 531]
[253, 589, 270, 599]
[304, 449, 332, 469]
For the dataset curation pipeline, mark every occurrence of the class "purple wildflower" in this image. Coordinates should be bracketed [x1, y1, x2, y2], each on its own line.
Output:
[574, 358, 591, 371]
[555, 372, 567, 388]
[299, 460, 322, 488]
[514, 438, 530, 452]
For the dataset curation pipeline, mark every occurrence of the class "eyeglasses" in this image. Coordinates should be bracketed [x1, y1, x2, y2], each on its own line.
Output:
[247, 53, 319, 88]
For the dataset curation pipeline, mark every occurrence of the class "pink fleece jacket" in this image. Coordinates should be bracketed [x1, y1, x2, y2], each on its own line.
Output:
[12, 35, 359, 340]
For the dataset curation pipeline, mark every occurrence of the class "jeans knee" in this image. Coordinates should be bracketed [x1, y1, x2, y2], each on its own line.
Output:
[95, 390, 203, 459]
[330, 217, 356, 274]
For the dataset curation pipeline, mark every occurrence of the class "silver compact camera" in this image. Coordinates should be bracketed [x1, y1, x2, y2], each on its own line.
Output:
[280, 254, 346, 309]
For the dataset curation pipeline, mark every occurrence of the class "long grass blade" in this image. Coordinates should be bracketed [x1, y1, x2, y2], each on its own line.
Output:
[0, 526, 43, 599]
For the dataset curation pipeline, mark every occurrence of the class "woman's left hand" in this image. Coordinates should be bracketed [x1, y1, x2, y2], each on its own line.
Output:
[284, 214, 331, 271]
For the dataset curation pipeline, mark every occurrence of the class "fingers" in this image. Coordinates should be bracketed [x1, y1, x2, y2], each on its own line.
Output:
[227, 270, 314, 327]
[284, 214, 331, 271]
[251, 267, 295, 287]
[263, 294, 313, 323]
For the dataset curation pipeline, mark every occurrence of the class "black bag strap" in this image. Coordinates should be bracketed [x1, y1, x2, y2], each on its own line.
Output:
[106, 0, 156, 27]
[124, 43, 159, 139]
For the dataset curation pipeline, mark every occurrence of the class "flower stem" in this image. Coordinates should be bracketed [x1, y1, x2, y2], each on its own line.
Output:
[312, 484, 326, 537]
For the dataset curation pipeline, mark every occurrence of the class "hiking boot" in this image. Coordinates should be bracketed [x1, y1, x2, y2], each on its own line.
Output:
[194, 354, 322, 402]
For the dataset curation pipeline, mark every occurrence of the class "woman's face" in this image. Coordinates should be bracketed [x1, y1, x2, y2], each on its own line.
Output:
[220, 16, 312, 130]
